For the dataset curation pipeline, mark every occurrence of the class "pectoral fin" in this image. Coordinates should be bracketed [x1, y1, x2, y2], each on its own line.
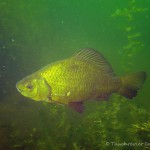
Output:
[68, 102, 84, 113]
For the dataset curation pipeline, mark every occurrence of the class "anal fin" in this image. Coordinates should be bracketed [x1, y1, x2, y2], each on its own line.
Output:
[68, 102, 84, 113]
[96, 93, 111, 101]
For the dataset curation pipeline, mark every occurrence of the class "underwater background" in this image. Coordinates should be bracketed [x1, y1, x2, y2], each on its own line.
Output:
[0, 0, 150, 149]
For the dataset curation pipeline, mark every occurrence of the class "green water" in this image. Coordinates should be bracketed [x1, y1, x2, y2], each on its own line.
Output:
[0, 0, 149, 149]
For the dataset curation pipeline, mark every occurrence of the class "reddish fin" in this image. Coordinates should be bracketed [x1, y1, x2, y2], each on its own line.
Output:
[97, 93, 111, 101]
[68, 102, 84, 113]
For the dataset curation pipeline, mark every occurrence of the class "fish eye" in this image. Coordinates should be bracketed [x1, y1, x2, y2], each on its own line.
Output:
[26, 84, 33, 89]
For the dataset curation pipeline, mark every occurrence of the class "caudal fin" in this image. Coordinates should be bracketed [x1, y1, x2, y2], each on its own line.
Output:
[117, 71, 146, 99]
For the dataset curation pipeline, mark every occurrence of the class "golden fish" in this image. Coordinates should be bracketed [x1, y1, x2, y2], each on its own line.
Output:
[16, 48, 146, 113]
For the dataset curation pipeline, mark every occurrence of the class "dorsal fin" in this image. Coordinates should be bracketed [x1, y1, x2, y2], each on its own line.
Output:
[73, 48, 114, 75]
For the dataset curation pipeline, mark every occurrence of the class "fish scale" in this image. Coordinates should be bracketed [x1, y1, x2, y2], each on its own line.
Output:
[39, 58, 118, 104]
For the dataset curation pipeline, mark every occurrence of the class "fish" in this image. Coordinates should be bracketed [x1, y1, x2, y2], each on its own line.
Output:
[16, 48, 146, 113]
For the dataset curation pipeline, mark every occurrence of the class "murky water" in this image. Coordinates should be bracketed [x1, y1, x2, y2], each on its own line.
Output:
[0, 0, 149, 149]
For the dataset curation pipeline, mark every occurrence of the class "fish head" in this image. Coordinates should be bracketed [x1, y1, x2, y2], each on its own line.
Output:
[16, 74, 51, 102]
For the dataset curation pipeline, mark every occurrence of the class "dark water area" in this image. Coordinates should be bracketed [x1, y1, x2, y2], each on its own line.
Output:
[0, 0, 150, 149]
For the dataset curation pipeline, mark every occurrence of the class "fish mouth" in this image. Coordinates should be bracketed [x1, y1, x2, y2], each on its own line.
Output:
[16, 82, 22, 93]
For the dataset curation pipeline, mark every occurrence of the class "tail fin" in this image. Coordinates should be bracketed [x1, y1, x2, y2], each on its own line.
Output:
[117, 71, 146, 99]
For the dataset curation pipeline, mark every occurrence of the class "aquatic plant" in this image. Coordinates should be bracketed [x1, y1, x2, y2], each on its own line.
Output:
[0, 94, 149, 150]
[11, 127, 38, 149]
[36, 98, 149, 150]
[129, 121, 150, 142]
[112, 0, 148, 71]
[112, 0, 148, 21]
